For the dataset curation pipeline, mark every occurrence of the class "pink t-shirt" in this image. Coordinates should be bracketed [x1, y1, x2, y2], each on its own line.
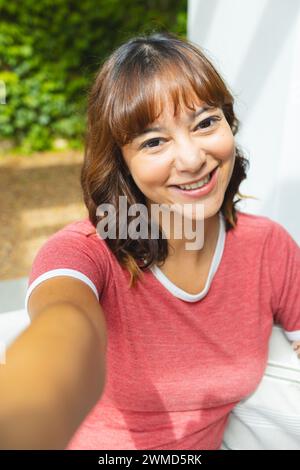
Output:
[25, 210, 300, 450]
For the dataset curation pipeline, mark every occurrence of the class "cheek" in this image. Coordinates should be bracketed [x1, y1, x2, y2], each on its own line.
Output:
[132, 157, 170, 186]
[212, 131, 235, 160]
[226, 155, 236, 184]
[220, 149, 236, 192]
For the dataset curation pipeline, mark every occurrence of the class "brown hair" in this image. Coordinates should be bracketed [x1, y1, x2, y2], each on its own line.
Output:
[81, 31, 254, 287]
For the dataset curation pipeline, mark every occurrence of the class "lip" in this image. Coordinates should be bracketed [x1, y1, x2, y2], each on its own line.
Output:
[169, 166, 219, 199]
[170, 167, 218, 187]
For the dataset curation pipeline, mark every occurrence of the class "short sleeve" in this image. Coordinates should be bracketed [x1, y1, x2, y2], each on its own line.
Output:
[267, 220, 300, 341]
[25, 227, 107, 315]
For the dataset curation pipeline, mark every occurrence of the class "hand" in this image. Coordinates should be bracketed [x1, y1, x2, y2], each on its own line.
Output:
[292, 341, 300, 358]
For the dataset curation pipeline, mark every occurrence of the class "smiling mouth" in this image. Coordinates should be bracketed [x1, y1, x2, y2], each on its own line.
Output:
[170, 166, 218, 189]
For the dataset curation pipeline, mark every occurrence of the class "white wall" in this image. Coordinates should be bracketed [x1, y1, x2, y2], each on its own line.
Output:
[188, 0, 300, 243]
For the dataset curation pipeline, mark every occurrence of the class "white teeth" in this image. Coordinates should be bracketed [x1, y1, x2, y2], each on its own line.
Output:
[178, 174, 211, 190]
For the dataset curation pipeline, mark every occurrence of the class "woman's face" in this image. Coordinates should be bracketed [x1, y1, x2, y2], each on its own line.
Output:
[121, 94, 236, 221]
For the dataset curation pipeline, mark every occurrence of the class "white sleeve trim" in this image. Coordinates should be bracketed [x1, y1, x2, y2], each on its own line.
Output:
[25, 269, 99, 316]
[284, 329, 300, 342]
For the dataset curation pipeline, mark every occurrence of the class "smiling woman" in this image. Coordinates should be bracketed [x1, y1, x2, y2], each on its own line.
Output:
[82, 31, 250, 287]
[1, 31, 300, 451]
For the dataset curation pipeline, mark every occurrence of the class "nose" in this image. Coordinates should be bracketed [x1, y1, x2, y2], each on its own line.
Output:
[174, 136, 207, 174]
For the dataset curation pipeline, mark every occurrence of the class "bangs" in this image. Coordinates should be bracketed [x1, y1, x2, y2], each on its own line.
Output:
[107, 50, 230, 146]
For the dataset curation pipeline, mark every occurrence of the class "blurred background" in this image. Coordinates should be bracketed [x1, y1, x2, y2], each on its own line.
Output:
[0, 0, 187, 346]
[0, 0, 187, 280]
[0, 0, 300, 348]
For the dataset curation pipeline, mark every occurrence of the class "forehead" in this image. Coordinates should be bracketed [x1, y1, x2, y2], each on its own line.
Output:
[150, 80, 209, 123]
[153, 98, 209, 125]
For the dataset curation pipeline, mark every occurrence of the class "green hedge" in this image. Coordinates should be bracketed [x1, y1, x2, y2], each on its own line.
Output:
[0, 0, 187, 153]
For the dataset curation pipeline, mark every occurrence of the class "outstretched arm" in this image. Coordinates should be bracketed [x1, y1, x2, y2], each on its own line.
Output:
[0, 280, 107, 450]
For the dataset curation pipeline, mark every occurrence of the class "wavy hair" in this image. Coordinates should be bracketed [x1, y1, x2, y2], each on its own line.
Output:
[81, 31, 254, 287]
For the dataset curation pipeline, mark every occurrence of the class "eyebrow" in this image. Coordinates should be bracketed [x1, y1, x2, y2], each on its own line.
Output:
[138, 106, 216, 136]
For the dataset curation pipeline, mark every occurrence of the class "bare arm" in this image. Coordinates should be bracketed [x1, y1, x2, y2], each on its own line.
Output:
[0, 278, 107, 449]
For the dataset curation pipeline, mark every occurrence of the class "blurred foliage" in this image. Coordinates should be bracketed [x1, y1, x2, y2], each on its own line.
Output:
[0, 0, 187, 153]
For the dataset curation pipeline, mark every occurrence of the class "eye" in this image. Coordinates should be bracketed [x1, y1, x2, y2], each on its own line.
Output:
[195, 116, 221, 131]
[140, 137, 165, 150]
[140, 115, 222, 150]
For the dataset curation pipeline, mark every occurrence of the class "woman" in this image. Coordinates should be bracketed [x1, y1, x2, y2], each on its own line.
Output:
[1, 31, 299, 450]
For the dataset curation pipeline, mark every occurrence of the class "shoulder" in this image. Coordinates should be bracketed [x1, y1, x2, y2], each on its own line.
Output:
[232, 210, 299, 256]
[43, 217, 110, 254]
[233, 210, 293, 241]
[234, 210, 278, 233]
[26, 217, 113, 309]
[50, 217, 97, 238]
[28, 217, 113, 282]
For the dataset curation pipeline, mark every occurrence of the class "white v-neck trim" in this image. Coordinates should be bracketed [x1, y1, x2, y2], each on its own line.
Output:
[149, 211, 226, 302]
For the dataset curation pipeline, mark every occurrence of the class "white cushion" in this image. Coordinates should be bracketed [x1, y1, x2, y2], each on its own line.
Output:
[221, 325, 300, 449]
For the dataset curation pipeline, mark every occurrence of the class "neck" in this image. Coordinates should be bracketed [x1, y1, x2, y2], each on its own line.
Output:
[166, 211, 220, 265]
[146, 198, 220, 265]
